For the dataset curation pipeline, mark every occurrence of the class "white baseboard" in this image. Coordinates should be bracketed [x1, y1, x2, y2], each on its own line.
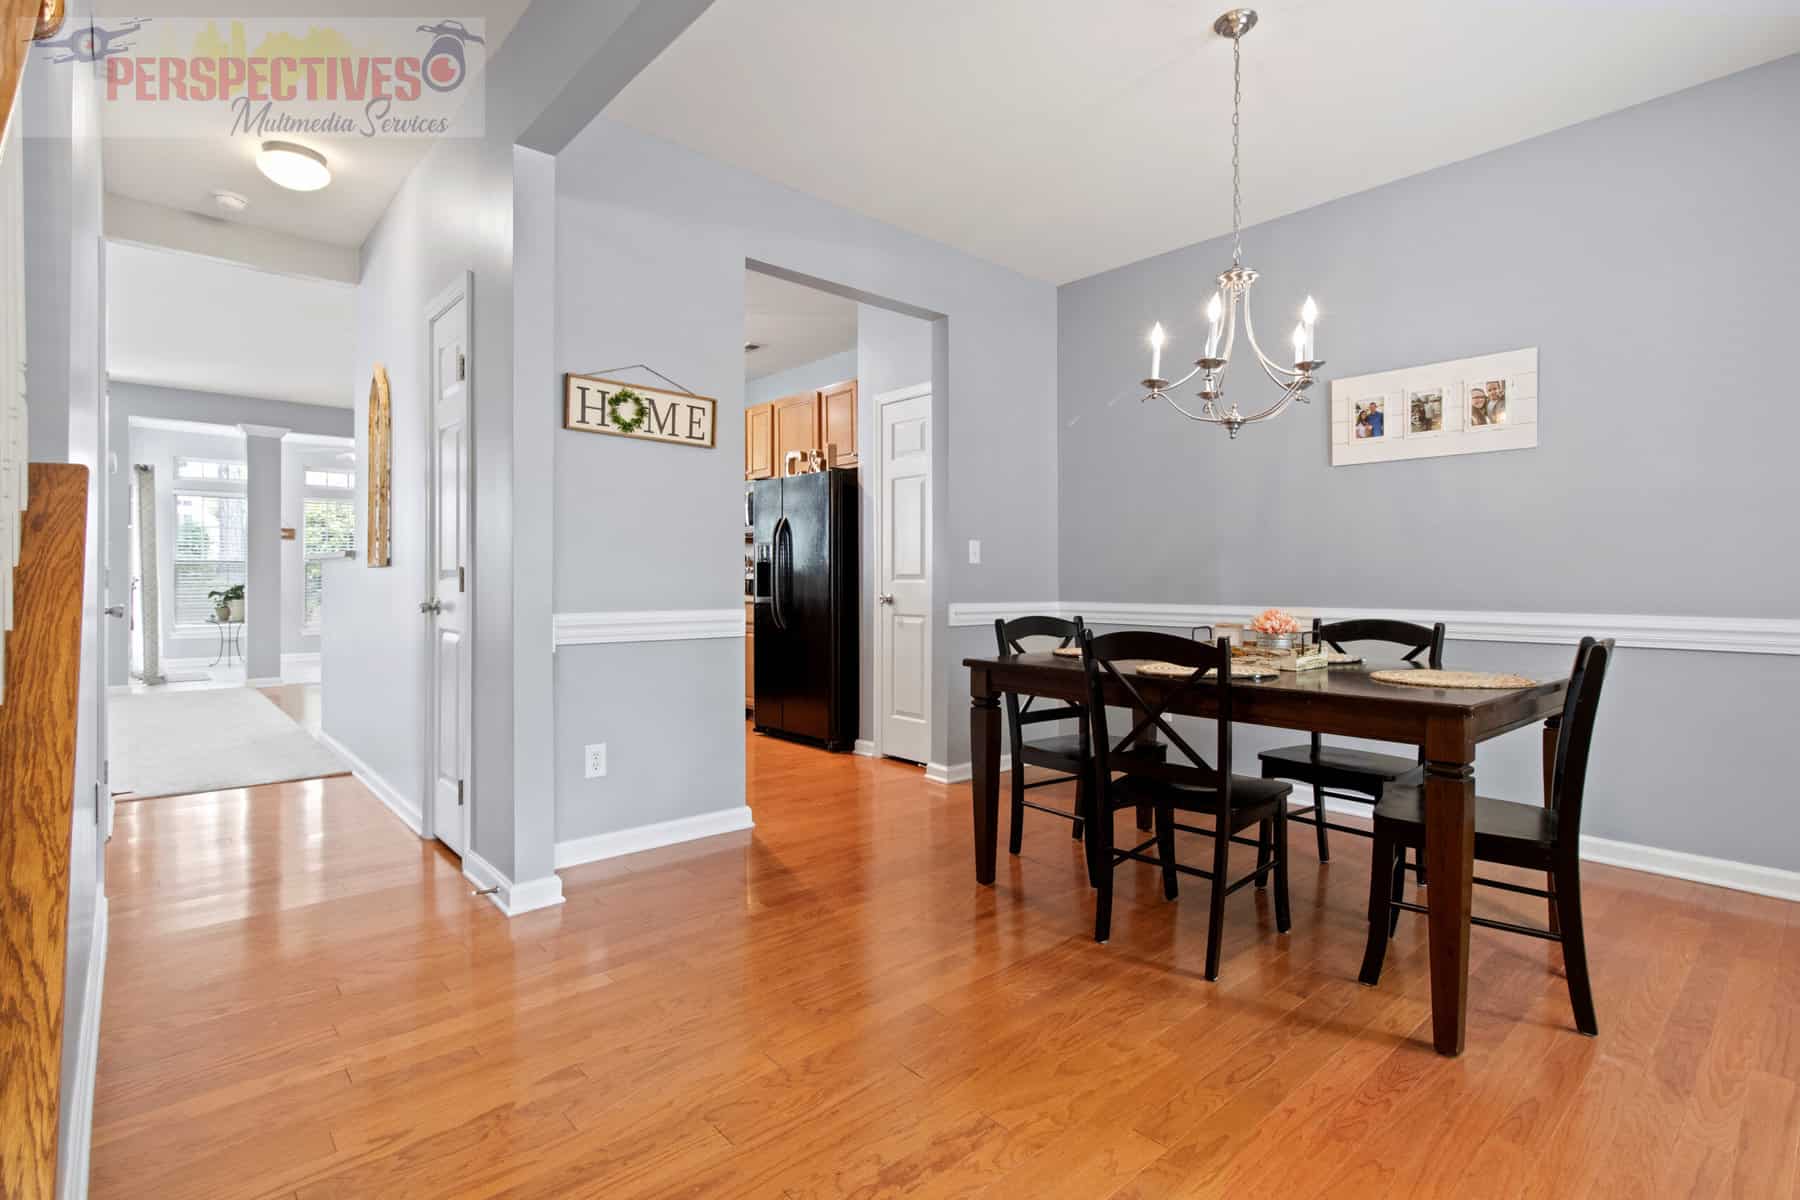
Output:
[462, 849, 566, 916]
[314, 729, 423, 836]
[554, 806, 755, 870]
[1283, 785, 1800, 903]
[1578, 835, 1800, 903]
[57, 890, 107, 1200]
[853, 739, 876, 757]
[246, 675, 282, 687]
[924, 754, 1013, 785]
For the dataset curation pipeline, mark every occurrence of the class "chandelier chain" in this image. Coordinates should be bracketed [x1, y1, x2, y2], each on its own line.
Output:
[1230, 31, 1243, 265]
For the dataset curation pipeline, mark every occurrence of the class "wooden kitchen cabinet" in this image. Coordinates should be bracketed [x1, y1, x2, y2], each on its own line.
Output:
[773, 392, 820, 475]
[743, 381, 859, 480]
[745, 403, 774, 479]
[820, 378, 858, 466]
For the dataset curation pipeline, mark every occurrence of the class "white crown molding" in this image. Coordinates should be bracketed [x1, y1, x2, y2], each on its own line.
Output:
[316, 729, 423, 836]
[947, 601, 1800, 655]
[554, 806, 755, 870]
[462, 850, 566, 917]
[554, 608, 746, 648]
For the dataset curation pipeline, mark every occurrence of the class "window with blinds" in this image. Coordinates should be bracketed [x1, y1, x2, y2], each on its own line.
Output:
[303, 497, 355, 631]
[173, 492, 248, 627]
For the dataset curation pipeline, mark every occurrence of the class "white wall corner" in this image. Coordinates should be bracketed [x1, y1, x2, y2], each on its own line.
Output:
[554, 806, 755, 870]
[462, 850, 567, 916]
[57, 889, 107, 1200]
[924, 754, 1013, 785]
[315, 729, 423, 836]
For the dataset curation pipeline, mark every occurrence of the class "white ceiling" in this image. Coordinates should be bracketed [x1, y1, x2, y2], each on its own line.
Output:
[745, 269, 858, 380]
[106, 240, 355, 407]
[609, 0, 1800, 284]
[96, 0, 530, 249]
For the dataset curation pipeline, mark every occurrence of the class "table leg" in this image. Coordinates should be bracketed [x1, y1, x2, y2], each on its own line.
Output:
[971, 691, 1001, 885]
[1422, 750, 1476, 1057]
[1543, 717, 1561, 935]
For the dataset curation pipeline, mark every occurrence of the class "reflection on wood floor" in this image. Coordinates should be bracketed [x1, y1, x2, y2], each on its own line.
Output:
[92, 727, 1800, 1198]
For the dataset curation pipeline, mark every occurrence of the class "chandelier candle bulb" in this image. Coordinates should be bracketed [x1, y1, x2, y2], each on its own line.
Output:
[1292, 323, 1307, 367]
[1205, 293, 1224, 358]
[1149, 323, 1166, 381]
[1301, 295, 1318, 361]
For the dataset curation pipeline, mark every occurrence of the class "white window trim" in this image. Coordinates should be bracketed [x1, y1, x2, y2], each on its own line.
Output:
[300, 493, 355, 636]
[171, 489, 249, 634]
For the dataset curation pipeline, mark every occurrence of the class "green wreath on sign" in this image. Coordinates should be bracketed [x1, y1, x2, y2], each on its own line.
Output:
[607, 388, 648, 434]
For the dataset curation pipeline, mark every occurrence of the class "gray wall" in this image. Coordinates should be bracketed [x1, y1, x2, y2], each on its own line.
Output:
[1057, 55, 1800, 871]
[104, 382, 351, 686]
[22, 5, 108, 1189]
[551, 117, 1058, 844]
[745, 348, 856, 408]
[854, 303, 934, 747]
[326, 0, 715, 885]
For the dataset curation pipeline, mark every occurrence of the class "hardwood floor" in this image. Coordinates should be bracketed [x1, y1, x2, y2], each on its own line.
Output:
[94, 728, 1800, 1198]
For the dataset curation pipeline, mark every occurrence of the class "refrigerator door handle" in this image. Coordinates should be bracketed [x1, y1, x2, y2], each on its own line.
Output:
[771, 516, 791, 632]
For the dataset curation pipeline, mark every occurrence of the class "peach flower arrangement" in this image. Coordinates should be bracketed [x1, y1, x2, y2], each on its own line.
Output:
[1249, 608, 1302, 636]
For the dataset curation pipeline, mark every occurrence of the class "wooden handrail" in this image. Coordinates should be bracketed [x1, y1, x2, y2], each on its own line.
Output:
[0, 463, 90, 1200]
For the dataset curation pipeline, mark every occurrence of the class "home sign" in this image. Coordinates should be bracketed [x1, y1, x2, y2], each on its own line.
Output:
[563, 374, 716, 449]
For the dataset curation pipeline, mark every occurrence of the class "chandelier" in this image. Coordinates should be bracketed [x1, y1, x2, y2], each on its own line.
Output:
[1138, 8, 1322, 438]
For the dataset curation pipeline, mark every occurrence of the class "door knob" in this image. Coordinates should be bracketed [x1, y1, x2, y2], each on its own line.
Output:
[104, 605, 126, 618]
[419, 599, 443, 615]
[878, 593, 894, 605]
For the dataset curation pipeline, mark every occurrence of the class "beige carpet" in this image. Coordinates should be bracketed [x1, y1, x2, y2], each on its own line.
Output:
[110, 687, 347, 799]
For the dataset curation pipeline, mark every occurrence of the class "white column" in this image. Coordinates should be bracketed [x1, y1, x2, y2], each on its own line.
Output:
[239, 424, 287, 682]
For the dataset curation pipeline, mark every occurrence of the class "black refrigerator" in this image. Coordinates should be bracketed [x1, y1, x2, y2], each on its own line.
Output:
[752, 469, 857, 750]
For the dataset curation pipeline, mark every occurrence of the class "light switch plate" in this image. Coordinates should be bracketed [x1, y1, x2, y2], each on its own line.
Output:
[968, 539, 981, 565]
[584, 743, 607, 779]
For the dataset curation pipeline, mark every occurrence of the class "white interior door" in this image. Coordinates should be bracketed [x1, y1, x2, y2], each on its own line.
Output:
[426, 279, 472, 855]
[877, 387, 931, 764]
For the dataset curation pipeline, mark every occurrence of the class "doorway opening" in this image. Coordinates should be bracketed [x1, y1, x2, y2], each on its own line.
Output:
[741, 265, 937, 766]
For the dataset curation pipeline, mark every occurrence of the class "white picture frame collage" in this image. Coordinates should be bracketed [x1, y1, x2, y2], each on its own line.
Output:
[1329, 346, 1538, 467]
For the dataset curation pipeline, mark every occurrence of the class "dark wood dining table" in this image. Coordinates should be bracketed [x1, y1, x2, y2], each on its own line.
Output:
[964, 650, 1569, 1057]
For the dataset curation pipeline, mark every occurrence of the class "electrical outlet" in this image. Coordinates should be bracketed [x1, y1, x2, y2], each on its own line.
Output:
[968, 539, 981, 565]
[584, 743, 607, 779]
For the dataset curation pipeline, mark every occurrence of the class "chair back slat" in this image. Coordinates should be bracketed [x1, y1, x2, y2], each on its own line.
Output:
[1081, 630, 1235, 809]
[994, 615, 1087, 753]
[1316, 617, 1447, 668]
[1549, 637, 1613, 854]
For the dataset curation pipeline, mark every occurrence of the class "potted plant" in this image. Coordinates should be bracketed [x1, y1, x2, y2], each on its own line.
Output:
[208, 583, 245, 623]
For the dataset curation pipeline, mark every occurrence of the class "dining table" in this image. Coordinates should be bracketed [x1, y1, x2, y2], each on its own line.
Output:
[964, 648, 1570, 1057]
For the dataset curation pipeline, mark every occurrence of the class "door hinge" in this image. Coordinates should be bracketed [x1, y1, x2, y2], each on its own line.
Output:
[456, 351, 466, 382]
[457, 779, 465, 807]
[458, 565, 465, 593]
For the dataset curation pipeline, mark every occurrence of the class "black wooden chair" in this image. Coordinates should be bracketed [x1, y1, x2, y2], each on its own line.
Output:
[1359, 637, 1613, 1036]
[1080, 630, 1292, 980]
[1258, 617, 1446, 874]
[993, 616, 1098, 857]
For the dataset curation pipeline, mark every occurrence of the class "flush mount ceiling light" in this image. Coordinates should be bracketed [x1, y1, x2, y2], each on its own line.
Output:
[1136, 8, 1323, 438]
[743, 342, 763, 353]
[255, 140, 331, 191]
[211, 190, 249, 215]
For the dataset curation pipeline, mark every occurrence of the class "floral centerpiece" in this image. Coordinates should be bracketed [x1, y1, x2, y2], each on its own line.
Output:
[1249, 607, 1302, 650]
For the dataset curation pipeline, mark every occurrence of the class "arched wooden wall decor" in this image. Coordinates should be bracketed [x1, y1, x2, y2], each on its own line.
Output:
[367, 365, 392, 567]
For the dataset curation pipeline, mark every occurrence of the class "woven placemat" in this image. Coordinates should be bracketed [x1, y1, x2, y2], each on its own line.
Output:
[1370, 669, 1536, 690]
[1137, 660, 1276, 682]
